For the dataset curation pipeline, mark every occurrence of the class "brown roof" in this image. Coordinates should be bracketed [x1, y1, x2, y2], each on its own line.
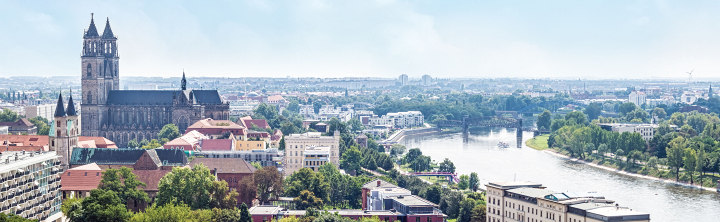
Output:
[0, 118, 34, 128]
[187, 118, 244, 130]
[132, 169, 173, 191]
[0, 135, 49, 151]
[200, 139, 234, 151]
[239, 116, 270, 129]
[189, 158, 256, 174]
[78, 136, 118, 148]
[61, 163, 103, 191]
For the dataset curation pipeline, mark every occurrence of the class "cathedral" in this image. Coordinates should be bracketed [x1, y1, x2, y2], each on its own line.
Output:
[80, 14, 229, 147]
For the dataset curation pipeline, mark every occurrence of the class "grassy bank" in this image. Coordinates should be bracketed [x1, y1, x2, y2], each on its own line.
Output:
[525, 134, 549, 150]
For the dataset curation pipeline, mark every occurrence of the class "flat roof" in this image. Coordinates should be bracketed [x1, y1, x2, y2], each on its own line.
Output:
[507, 187, 555, 199]
[0, 151, 58, 173]
[249, 206, 282, 215]
[587, 206, 650, 218]
[487, 181, 543, 189]
[388, 195, 437, 207]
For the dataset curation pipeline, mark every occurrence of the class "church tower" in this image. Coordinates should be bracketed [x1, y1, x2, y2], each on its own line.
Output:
[81, 13, 119, 137]
[50, 93, 80, 169]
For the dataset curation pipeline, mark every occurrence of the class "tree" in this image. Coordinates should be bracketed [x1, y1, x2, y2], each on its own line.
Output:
[81, 189, 132, 222]
[129, 203, 212, 222]
[409, 155, 431, 172]
[439, 191, 463, 219]
[652, 107, 667, 119]
[27, 117, 49, 135]
[618, 102, 636, 115]
[140, 139, 163, 149]
[0, 213, 37, 222]
[211, 208, 242, 222]
[279, 137, 286, 150]
[458, 175, 470, 190]
[239, 203, 252, 222]
[684, 148, 697, 184]
[424, 185, 442, 204]
[0, 109, 20, 122]
[237, 177, 257, 206]
[584, 102, 602, 120]
[253, 103, 279, 122]
[294, 190, 324, 210]
[285, 168, 330, 202]
[404, 148, 423, 164]
[99, 167, 150, 206]
[61, 198, 83, 222]
[469, 172, 480, 192]
[340, 146, 362, 174]
[537, 110, 552, 131]
[127, 139, 140, 148]
[156, 164, 233, 210]
[457, 199, 475, 222]
[667, 137, 687, 182]
[255, 166, 283, 204]
[470, 204, 487, 222]
[158, 124, 181, 141]
[438, 158, 456, 173]
[564, 111, 588, 125]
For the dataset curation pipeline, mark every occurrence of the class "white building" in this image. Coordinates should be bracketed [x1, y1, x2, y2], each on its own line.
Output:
[598, 123, 662, 142]
[362, 180, 412, 211]
[0, 151, 63, 221]
[303, 146, 330, 172]
[0, 126, 8, 135]
[284, 132, 340, 176]
[628, 91, 646, 107]
[24, 104, 56, 122]
[681, 91, 702, 104]
[299, 105, 315, 118]
[369, 111, 424, 129]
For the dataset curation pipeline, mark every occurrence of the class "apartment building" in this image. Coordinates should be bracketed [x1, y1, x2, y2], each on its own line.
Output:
[369, 111, 424, 129]
[486, 181, 649, 222]
[284, 132, 339, 176]
[598, 123, 663, 142]
[0, 151, 63, 221]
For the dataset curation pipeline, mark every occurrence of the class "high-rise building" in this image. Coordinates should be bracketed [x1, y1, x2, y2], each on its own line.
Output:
[628, 91, 646, 107]
[398, 74, 409, 86]
[0, 151, 63, 221]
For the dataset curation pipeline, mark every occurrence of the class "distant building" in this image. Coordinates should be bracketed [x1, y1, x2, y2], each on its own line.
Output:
[0, 118, 36, 135]
[628, 91, 646, 107]
[163, 130, 208, 151]
[422, 74, 432, 86]
[598, 123, 663, 142]
[284, 132, 340, 176]
[24, 103, 56, 122]
[61, 163, 103, 199]
[0, 126, 7, 135]
[298, 105, 315, 117]
[362, 179, 411, 211]
[194, 148, 283, 167]
[355, 134, 368, 148]
[186, 118, 246, 140]
[302, 146, 330, 172]
[398, 74, 409, 86]
[0, 151, 63, 221]
[486, 181, 649, 222]
[369, 111, 424, 129]
[681, 91, 702, 104]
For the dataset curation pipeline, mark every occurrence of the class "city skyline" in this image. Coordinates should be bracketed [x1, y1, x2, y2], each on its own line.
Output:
[2, 0, 720, 79]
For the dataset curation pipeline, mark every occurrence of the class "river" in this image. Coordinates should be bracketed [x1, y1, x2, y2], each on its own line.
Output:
[400, 128, 720, 222]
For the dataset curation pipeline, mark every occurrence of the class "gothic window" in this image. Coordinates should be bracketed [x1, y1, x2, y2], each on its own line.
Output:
[88, 93, 92, 104]
[87, 64, 92, 77]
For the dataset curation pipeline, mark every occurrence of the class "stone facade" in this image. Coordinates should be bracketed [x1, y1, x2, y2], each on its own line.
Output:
[79, 15, 229, 147]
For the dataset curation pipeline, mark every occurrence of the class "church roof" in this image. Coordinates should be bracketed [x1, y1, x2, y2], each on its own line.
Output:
[191, 90, 224, 104]
[66, 94, 77, 116]
[85, 14, 100, 38]
[102, 17, 115, 39]
[54, 93, 66, 117]
[107, 90, 182, 105]
[106, 90, 224, 105]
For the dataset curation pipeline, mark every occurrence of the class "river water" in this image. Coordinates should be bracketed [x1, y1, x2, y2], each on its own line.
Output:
[400, 128, 720, 222]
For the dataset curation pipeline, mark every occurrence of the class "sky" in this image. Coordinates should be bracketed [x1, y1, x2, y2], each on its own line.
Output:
[1, 0, 720, 79]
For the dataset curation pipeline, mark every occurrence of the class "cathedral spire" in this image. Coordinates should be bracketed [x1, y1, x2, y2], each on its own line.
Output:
[85, 13, 99, 38]
[181, 70, 187, 90]
[101, 17, 115, 39]
[54, 93, 66, 117]
[66, 90, 77, 116]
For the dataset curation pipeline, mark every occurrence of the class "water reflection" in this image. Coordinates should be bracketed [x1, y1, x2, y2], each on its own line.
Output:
[401, 128, 720, 222]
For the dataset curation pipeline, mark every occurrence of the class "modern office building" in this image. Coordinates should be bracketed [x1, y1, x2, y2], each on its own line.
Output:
[0, 151, 63, 221]
[194, 148, 283, 168]
[485, 181, 650, 222]
[369, 111, 424, 129]
[284, 132, 339, 176]
[628, 91, 646, 107]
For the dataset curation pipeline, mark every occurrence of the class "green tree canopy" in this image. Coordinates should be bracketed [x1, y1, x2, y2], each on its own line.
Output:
[99, 167, 150, 205]
[255, 166, 283, 205]
[158, 124, 181, 142]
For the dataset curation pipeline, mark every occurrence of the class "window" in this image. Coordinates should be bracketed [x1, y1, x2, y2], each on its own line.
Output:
[87, 64, 92, 77]
[84, 172, 87, 176]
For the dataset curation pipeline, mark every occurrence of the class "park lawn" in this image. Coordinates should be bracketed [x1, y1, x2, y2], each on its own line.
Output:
[418, 175, 450, 184]
[526, 134, 549, 150]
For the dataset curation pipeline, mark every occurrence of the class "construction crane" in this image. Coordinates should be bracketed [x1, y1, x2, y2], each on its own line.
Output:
[687, 69, 694, 83]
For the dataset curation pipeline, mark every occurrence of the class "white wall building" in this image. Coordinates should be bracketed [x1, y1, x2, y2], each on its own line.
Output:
[628, 91, 646, 107]
[598, 123, 662, 142]
[369, 111, 424, 129]
[284, 131, 340, 176]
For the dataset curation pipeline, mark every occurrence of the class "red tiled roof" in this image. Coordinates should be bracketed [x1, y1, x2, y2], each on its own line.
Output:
[0, 135, 49, 151]
[61, 163, 103, 191]
[242, 119, 270, 129]
[0, 118, 34, 128]
[187, 118, 244, 130]
[200, 139, 234, 151]
[190, 158, 256, 174]
[78, 136, 118, 148]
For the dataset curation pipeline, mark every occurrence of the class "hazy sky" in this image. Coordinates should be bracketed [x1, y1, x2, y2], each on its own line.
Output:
[1, 0, 720, 79]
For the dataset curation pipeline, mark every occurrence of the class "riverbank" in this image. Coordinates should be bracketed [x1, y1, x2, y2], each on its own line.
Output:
[385, 126, 441, 143]
[542, 148, 718, 192]
[525, 134, 549, 150]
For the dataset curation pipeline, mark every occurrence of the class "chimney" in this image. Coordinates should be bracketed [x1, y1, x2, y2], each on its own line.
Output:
[377, 180, 381, 187]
